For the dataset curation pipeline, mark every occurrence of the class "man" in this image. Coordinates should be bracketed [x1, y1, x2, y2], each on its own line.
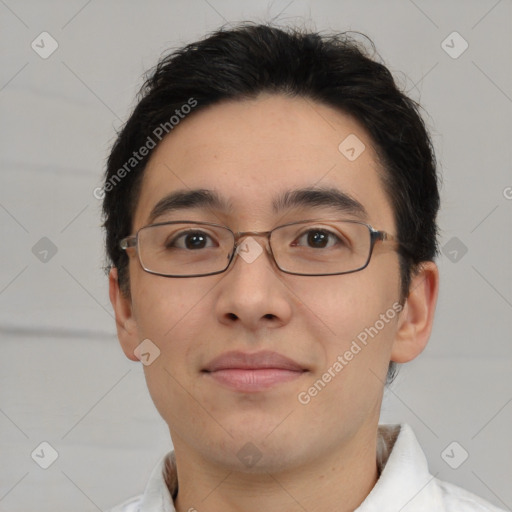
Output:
[103, 23, 504, 512]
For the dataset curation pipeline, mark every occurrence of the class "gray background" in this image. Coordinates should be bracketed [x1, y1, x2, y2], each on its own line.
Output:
[1, 0, 511, 510]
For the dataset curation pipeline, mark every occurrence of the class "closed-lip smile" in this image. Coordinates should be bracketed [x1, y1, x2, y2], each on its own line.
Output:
[202, 350, 308, 392]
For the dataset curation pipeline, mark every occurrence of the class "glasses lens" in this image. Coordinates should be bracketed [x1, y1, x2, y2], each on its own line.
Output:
[270, 220, 371, 275]
[138, 222, 234, 276]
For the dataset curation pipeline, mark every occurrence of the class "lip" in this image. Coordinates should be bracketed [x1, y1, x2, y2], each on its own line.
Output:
[202, 350, 307, 392]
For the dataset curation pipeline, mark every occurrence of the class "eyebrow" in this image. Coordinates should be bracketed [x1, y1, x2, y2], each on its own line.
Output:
[147, 189, 234, 224]
[147, 186, 368, 224]
[273, 187, 368, 220]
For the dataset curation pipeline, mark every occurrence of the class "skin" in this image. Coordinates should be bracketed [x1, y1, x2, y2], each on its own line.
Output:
[109, 93, 439, 512]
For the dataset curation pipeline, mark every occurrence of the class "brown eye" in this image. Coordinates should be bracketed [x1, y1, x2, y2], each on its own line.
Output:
[307, 230, 329, 248]
[166, 230, 215, 250]
[294, 229, 344, 249]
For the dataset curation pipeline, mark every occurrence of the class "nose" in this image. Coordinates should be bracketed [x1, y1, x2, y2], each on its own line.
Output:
[214, 234, 293, 331]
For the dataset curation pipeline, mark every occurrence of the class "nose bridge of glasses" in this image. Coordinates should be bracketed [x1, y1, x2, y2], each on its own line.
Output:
[230, 230, 274, 266]
[234, 231, 271, 250]
[233, 229, 272, 247]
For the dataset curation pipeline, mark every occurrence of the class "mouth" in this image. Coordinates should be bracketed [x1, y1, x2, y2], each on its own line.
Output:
[202, 350, 308, 392]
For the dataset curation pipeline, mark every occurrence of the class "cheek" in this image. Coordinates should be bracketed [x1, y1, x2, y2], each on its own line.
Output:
[288, 261, 401, 389]
[134, 279, 211, 428]
[131, 271, 205, 339]
[296, 286, 401, 424]
[289, 261, 400, 336]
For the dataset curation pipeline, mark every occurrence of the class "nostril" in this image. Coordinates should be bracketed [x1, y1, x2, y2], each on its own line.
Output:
[227, 313, 238, 320]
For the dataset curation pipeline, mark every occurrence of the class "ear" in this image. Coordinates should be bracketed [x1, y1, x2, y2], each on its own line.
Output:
[391, 261, 439, 363]
[109, 267, 140, 361]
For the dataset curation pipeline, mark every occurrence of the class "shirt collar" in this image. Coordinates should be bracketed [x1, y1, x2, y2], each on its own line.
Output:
[356, 423, 436, 511]
[138, 423, 434, 512]
[137, 451, 176, 512]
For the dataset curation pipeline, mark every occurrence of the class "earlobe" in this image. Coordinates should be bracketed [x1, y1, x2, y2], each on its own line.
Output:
[109, 267, 140, 361]
[391, 261, 439, 363]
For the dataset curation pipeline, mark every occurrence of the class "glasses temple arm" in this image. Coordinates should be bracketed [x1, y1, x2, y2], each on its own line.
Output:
[119, 236, 137, 250]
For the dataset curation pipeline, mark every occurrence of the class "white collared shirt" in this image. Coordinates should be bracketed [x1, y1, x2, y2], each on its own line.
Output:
[107, 424, 506, 512]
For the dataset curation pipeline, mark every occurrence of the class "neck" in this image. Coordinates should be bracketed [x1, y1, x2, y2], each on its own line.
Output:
[172, 424, 380, 512]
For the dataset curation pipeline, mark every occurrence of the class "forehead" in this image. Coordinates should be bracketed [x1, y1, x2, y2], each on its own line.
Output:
[133, 94, 394, 231]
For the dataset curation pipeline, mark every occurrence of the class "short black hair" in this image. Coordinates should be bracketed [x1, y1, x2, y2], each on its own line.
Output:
[101, 22, 440, 384]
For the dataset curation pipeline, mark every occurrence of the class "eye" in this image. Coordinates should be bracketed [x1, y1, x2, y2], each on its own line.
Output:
[293, 228, 346, 249]
[166, 230, 217, 250]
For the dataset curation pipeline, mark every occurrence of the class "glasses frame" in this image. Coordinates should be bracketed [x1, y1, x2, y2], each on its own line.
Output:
[119, 219, 405, 278]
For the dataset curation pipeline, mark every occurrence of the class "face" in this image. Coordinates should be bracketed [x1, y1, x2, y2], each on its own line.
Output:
[111, 93, 434, 473]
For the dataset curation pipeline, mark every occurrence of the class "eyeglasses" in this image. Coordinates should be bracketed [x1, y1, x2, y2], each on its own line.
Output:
[119, 219, 404, 278]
